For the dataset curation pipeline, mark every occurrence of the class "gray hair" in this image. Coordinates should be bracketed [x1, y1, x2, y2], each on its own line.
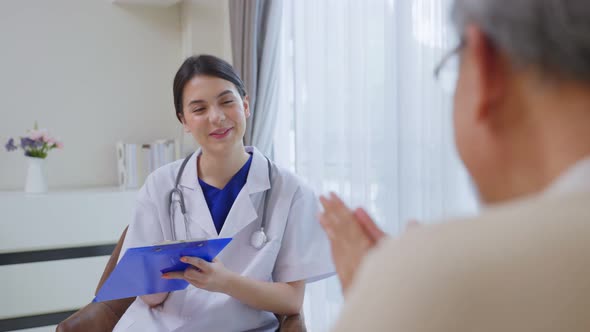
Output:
[451, 0, 590, 82]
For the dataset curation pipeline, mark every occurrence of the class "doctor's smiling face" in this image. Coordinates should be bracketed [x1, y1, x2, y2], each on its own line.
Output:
[173, 55, 250, 156]
[180, 75, 250, 153]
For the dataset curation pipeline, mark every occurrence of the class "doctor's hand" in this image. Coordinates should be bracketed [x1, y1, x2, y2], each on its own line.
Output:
[319, 193, 386, 295]
[162, 257, 233, 294]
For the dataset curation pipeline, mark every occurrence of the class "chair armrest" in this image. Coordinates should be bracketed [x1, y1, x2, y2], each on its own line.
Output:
[278, 313, 306, 332]
[56, 297, 134, 332]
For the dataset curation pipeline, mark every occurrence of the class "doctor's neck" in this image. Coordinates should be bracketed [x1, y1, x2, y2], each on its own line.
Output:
[197, 143, 251, 187]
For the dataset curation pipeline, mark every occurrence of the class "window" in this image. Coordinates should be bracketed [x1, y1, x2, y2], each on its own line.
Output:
[275, 0, 478, 330]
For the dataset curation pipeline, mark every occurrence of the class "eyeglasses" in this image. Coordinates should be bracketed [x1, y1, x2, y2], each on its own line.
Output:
[433, 39, 465, 94]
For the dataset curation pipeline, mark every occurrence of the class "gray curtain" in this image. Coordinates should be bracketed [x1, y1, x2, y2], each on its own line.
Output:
[229, 0, 282, 157]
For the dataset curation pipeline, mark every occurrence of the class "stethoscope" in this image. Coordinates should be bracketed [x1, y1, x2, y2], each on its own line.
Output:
[168, 152, 274, 249]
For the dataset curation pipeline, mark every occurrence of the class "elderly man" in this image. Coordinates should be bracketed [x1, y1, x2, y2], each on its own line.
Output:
[320, 0, 590, 331]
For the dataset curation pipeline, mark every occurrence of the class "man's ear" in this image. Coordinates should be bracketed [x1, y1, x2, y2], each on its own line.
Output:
[243, 95, 251, 118]
[464, 25, 506, 122]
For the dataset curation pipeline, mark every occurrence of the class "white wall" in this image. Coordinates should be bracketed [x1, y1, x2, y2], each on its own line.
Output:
[181, 0, 232, 61]
[178, 0, 233, 155]
[0, 0, 231, 190]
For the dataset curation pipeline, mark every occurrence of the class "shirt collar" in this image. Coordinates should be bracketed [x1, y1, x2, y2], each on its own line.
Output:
[244, 146, 272, 194]
[543, 155, 590, 197]
[178, 146, 271, 195]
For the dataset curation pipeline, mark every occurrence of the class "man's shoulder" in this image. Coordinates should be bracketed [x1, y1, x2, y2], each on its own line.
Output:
[375, 190, 590, 271]
[337, 191, 590, 331]
[465, 190, 590, 230]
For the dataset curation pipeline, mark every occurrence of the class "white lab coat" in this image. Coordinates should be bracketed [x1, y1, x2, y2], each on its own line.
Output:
[113, 146, 335, 332]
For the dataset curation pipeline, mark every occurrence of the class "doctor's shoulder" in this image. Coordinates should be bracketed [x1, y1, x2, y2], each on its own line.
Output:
[272, 164, 318, 202]
[137, 158, 185, 202]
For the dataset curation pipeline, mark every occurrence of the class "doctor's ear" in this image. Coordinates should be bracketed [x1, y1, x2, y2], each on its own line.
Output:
[243, 95, 251, 118]
[178, 113, 190, 133]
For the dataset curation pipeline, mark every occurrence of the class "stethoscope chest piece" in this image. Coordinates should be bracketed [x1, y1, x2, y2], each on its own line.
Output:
[250, 228, 267, 249]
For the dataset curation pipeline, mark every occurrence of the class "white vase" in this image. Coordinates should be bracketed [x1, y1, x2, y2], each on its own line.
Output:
[25, 156, 48, 193]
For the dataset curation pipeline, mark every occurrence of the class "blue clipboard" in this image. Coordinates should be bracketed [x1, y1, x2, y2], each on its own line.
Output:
[93, 238, 232, 302]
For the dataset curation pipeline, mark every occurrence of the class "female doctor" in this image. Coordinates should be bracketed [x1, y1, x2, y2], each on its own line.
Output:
[113, 55, 334, 332]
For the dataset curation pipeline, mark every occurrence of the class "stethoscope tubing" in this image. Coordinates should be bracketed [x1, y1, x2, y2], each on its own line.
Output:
[168, 152, 273, 248]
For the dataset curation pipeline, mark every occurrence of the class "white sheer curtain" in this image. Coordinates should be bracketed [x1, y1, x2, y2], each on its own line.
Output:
[274, 0, 478, 330]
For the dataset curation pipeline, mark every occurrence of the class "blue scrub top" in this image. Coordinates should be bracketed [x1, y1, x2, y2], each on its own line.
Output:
[199, 154, 253, 234]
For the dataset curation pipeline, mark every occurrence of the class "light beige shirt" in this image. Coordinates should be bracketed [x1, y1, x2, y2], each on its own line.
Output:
[544, 156, 590, 196]
[332, 156, 590, 332]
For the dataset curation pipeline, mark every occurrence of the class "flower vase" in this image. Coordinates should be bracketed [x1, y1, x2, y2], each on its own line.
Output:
[25, 156, 48, 193]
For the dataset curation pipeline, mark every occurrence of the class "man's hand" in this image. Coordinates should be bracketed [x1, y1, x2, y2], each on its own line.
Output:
[318, 193, 385, 294]
[354, 207, 386, 244]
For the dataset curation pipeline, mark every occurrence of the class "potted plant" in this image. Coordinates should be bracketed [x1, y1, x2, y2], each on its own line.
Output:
[5, 122, 63, 193]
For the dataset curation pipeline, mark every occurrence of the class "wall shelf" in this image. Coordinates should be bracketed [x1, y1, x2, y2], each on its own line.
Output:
[0, 186, 137, 253]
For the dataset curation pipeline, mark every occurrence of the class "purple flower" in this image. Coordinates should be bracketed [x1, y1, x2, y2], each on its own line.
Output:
[32, 139, 44, 149]
[5, 138, 17, 152]
[20, 137, 34, 149]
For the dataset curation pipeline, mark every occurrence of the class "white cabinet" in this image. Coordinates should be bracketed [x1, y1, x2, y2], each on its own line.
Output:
[0, 187, 137, 330]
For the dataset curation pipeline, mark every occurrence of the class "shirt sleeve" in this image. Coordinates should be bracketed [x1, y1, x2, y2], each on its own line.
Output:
[118, 174, 166, 263]
[272, 184, 336, 283]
